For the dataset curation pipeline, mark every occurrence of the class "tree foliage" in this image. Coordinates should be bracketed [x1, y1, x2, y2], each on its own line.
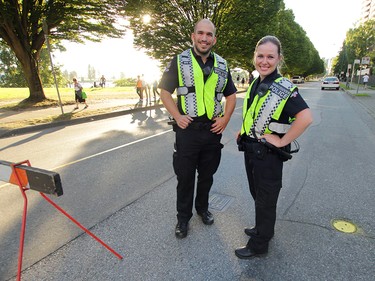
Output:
[124, 0, 231, 67]
[123, 0, 324, 77]
[333, 20, 375, 77]
[0, 40, 27, 87]
[275, 9, 324, 76]
[215, 0, 282, 72]
[114, 77, 137, 87]
[0, 0, 126, 101]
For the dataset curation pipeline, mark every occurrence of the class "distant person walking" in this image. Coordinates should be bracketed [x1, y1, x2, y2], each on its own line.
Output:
[100, 75, 106, 87]
[136, 75, 143, 101]
[141, 74, 150, 102]
[152, 80, 160, 101]
[73, 78, 88, 110]
[363, 74, 369, 89]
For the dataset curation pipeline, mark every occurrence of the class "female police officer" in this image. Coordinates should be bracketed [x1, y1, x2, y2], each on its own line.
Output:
[235, 36, 313, 258]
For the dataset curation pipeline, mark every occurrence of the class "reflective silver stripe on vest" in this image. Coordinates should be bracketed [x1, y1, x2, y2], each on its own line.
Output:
[213, 54, 227, 117]
[268, 122, 291, 134]
[178, 49, 198, 116]
[250, 77, 294, 138]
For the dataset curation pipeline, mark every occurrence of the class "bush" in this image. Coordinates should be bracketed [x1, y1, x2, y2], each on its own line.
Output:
[113, 78, 137, 87]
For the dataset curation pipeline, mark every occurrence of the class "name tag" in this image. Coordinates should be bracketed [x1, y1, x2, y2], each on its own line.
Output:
[214, 67, 227, 78]
[269, 82, 290, 100]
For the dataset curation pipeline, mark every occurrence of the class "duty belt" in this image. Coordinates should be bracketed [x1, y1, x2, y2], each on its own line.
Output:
[237, 135, 292, 160]
[187, 121, 213, 130]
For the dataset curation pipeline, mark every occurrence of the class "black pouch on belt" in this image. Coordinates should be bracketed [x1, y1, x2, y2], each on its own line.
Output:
[278, 143, 291, 161]
[254, 143, 267, 159]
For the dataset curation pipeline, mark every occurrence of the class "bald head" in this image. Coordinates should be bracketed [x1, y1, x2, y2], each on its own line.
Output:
[194, 19, 216, 36]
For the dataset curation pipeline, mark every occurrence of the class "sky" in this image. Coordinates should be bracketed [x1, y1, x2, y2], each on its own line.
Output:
[53, 0, 363, 81]
[53, 29, 162, 83]
[283, 0, 362, 58]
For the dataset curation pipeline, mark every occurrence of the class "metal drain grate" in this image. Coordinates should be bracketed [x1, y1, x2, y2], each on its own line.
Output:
[209, 192, 234, 212]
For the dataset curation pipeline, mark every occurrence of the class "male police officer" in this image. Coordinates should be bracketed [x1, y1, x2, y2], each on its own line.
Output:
[159, 19, 237, 238]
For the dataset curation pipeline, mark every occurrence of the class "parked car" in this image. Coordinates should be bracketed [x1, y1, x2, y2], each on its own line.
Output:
[321, 77, 340, 90]
[292, 76, 304, 84]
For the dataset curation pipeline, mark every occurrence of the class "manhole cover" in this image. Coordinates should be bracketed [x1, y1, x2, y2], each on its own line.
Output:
[332, 219, 357, 233]
[209, 192, 234, 212]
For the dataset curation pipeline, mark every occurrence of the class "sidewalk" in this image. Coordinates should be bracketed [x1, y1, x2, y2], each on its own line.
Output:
[344, 83, 375, 119]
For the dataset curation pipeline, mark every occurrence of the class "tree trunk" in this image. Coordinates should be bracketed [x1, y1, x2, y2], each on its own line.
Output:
[21, 52, 46, 101]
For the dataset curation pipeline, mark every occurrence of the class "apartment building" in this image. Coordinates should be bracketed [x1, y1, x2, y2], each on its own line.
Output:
[360, 0, 375, 23]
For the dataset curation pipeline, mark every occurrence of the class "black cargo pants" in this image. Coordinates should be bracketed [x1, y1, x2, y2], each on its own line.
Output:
[244, 145, 283, 253]
[173, 125, 223, 223]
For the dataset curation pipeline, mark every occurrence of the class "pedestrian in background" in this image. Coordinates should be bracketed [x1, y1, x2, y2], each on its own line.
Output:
[235, 35, 313, 259]
[152, 80, 160, 101]
[363, 73, 369, 89]
[136, 75, 143, 102]
[141, 74, 150, 103]
[100, 75, 106, 87]
[73, 78, 88, 110]
[159, 18, 237, 239]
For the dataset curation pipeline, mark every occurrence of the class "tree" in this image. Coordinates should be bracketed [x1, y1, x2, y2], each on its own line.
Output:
[275, 9, 324, 77]
[334, 20, 375, 77]
[88, 64, 96, 81]
[123, 0, 283, 71]
[218, 0, 283, 72]
[123, 0, 323, 77]
[0, 40, 27, 87]
[1, 38, 67, 87]
[0, 0, 126, 101]
[124, 0, 229, 67]
[333, 42, 351, 77]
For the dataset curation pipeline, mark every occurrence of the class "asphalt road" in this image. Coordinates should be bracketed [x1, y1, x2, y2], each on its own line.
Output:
[0, 82, 374, 281]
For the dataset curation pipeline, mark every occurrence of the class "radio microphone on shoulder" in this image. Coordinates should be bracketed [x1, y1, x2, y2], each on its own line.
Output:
[257, 83, 269, 97]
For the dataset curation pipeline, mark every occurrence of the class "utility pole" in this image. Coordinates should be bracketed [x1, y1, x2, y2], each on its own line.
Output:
[43, 19, 64, 114]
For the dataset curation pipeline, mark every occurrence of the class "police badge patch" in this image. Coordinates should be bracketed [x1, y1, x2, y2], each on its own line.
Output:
[269, 82, 291, 100]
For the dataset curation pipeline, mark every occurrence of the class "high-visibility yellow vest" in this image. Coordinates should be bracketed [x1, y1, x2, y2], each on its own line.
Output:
[176, 49, 228, 119]
[241, 77, 296, 137]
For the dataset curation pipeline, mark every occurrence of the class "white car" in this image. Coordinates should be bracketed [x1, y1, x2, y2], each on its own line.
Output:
[321, 77, 340, 90]
[292, 76, 304, 84]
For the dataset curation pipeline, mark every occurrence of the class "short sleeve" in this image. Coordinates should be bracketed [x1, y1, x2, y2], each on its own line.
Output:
[283, 89, 309, 117]
[158, 56, 179, 94]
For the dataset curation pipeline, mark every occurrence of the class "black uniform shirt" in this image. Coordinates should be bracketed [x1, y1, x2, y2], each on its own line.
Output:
[248, 69, 309, 126]
[159, 48, 237, 122]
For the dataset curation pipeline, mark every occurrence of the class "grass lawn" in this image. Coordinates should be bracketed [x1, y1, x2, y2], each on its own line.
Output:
[0, 87, 146, 130]
[0, 86, 140, 109]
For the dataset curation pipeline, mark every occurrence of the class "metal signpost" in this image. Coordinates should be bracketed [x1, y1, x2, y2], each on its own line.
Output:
[42, 20, 64, 114]
[350, 59, 361, 85]
[356, 57, 371, 95]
